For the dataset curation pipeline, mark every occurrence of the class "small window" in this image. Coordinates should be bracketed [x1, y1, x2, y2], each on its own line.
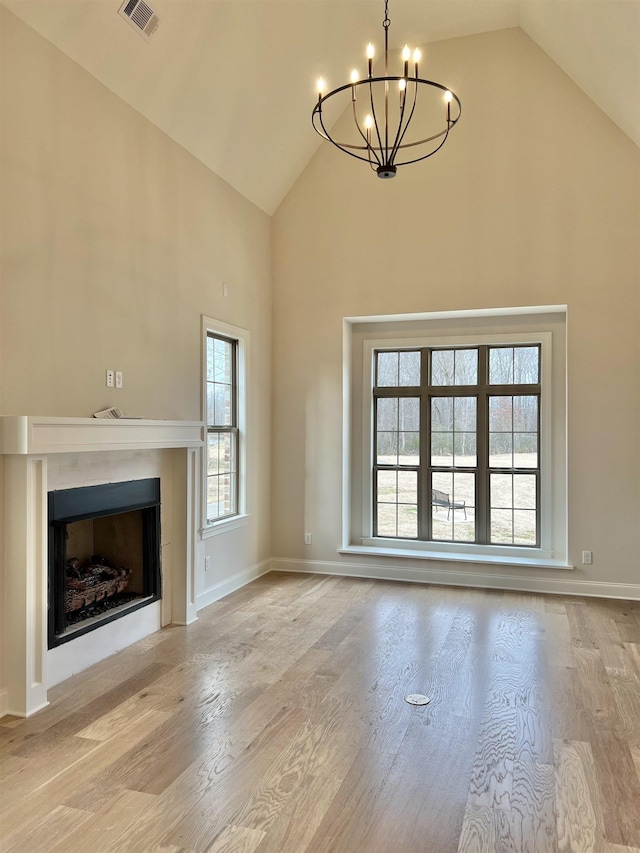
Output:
[203, 317, 248, 528]
[206, 333, 238, 522]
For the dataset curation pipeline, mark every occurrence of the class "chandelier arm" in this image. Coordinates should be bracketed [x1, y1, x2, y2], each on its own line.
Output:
[390, 77, 420, 163]
[367, 82, 385, 163]
[311, 109, 331, 142]
[351, 101, 368, 147]
[316, 107, 337, 146]
[388, 79, 414, 165]
[351, 101, 382, 166]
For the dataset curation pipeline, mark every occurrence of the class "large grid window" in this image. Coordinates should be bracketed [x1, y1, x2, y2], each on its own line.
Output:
[373, 344, 541, 546]
[206, 332, 238, 522]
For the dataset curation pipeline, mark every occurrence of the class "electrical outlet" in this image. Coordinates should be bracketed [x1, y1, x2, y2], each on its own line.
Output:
[222, 281, 229, 297]
[106, 369, 114, 387]
[115, 371, 123, 389]
[205, 556, 211, 572]
[304, 533, 312, 545]
[582, 550, 592, 565]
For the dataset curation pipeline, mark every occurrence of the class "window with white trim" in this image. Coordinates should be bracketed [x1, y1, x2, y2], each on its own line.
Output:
[345, 310, 568, 565]
[203, 317, 248, 528]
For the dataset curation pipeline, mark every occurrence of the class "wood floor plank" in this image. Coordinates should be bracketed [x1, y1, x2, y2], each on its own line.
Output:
[554, 738, 606, 853]
[207, 825, 266, 853]
[9, 661, 172, 756]
[236, 697, 359, 853]
[2, 804, 93, 853]
[589, 725, 640, 847]
[50, 789, 158, 853]
[121, 707, 307, 852]
[547, 664, 593, 742]
[632, 747, 640, 786]
[303, 749, 397, 853]
[354, 711, 478, 852]
[573, 646, 619, 725]
[607, 667, 640, 747]
[0, 707, 172, 834]
[456, 806, 511, 853]
[509, 760, 557, 853]
[626, 643, 640, 679]
[544, 611, 574, 667]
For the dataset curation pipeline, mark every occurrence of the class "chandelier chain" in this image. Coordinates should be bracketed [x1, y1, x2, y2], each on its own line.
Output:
[383, 0, 390, 29]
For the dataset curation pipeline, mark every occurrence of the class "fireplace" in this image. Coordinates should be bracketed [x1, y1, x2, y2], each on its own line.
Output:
[1, 415, 201, 717]
[48, 478, 161, 648]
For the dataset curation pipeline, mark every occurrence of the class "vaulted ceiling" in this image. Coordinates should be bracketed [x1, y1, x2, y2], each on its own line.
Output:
[3, 0, 639, 215]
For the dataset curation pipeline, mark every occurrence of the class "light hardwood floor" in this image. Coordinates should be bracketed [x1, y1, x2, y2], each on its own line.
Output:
[1, 572, 640, 853]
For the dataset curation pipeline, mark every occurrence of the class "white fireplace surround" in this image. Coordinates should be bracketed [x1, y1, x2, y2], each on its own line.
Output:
[1, 416, 204, 717]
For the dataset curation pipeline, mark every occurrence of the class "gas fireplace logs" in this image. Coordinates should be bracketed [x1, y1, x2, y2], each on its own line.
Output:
[65, 556, 132, 612]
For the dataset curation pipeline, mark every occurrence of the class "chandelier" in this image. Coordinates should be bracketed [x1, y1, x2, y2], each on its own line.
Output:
[311, 0, 461, 179]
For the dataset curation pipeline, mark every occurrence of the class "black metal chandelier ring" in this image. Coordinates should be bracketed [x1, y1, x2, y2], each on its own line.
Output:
[312, 77, 461, 163]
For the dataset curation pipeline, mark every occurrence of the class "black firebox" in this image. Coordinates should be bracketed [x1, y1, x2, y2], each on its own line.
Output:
[48, 478, 161, 648]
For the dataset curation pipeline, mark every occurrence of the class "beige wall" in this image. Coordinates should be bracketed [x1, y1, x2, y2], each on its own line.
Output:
[272, 28, 640, 593]
[0, 8, 272, 703]
[0, 8, 271, 422]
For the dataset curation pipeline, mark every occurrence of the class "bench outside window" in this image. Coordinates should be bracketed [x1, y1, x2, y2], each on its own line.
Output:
[432, 489, 467, 520]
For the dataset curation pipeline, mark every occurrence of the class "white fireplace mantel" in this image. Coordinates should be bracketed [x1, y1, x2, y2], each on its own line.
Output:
[1, 416, 204, 718]
[0, 415, 203, 455]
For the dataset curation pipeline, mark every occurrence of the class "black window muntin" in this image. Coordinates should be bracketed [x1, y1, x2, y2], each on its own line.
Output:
[372, 344, 541, 546]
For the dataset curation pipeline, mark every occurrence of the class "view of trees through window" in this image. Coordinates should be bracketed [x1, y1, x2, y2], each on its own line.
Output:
[206, 333, 238, 522]
[373, 344, 540, 546]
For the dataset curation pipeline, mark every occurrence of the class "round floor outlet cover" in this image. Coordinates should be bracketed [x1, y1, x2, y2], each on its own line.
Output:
[405, 693, 430, 706]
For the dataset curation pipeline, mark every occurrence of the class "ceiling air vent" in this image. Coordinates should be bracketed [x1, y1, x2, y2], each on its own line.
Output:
[118, 0, 159, 41]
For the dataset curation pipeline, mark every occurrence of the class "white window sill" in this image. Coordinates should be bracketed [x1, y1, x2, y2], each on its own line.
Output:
[201, 514, 249, 539]
[338, 544, 573, 571]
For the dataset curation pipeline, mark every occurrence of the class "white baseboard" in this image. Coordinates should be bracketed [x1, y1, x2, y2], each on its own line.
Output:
[271, 557, 640, 600]
[3, 700, 50, 720]
[196, 559, 272, 611]
[0, 688, 8, 719]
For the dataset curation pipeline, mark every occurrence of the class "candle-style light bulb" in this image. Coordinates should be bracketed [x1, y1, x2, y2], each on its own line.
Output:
[364, 114, 374, 144]
[351, 69, 359, 84]
[316, 77, 325, 105]
[351, 69, 359, 102]
[402, 43, 410, 77]
[366, 42, 374, 76]
[399, 79, 406, 91]
[364, 114, 373, 147]
[444, 90, 452, 122]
